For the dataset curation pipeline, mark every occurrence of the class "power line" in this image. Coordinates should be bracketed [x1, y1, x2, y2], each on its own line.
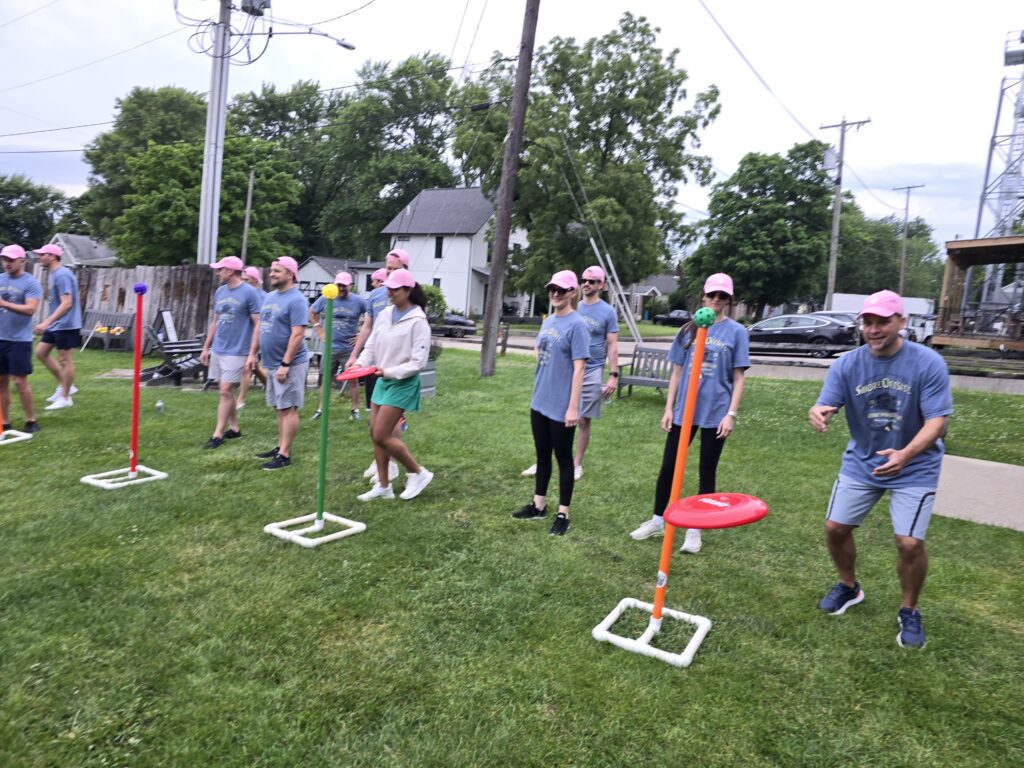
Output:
[307, 0, 379, 26]
[0, 0, 61, 30]
[0, 120, 116, 139]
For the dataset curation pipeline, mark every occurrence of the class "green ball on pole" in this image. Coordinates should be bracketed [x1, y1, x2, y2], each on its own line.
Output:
[693, 307, 716, 328]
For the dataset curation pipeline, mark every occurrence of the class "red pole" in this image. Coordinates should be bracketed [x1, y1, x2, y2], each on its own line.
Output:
[129, 284, 146, 476]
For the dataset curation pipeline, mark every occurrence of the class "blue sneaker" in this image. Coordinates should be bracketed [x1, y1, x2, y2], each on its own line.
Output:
[897, 608, 926, 648]
[817, 581, 865, 614]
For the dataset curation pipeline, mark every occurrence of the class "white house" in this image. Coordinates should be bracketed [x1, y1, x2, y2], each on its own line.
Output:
[296, 255, 386, 300]
[380, 187, 528, 316]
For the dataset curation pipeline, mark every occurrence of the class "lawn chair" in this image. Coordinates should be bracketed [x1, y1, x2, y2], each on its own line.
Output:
[140, 310, 207, 386]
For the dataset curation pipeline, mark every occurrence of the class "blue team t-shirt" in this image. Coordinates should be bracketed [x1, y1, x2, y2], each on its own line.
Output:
[577, 299, 619, 371]
[530, 311, 590, 421]
[816, 341, 953, 488]
[211, 282, 262, 356]
[668, 317, 751, 428]
[366, 285, 391, 322]
[311, 293, 367, 352]
[47, 266, 82, 331]
[258, 287, 309, 369]
[0, 272, 43, 342]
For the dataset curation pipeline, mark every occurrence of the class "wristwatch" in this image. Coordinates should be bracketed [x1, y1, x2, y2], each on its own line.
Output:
[609, 372, 619, 378]
[280, 360, 291, 367]
[727, 410, 738, 418]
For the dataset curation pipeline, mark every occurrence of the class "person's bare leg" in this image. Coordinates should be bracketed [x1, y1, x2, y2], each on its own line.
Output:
[574, 416, 592, 467]
[56, 348, 75, 398]
[373, 405, 419, 475]
[895, 535, 928, 610]
[214, 380, 237, 437]
[35, 342, 61, 388]
[277, 407, 299, 457]
[14, 375, 34, 421]
[824, 520, 858, 587]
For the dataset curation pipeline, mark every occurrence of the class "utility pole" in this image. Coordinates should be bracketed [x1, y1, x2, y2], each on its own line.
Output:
[893, 183, 924, 294]
[821, 117, 870, 310]
[240, 169, 256, 261]
[196, 0, 232, 265]
[479, 0, 541, 377]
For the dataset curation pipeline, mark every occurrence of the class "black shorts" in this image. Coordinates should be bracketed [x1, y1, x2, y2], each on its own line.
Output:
[0, 340, 33, 376]
[40, 328, 81, 350]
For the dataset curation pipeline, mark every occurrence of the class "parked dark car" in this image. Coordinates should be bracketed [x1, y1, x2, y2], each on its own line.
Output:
[433, 313, 477, 338]
[810, 310, 859, 325]
[652, 309, 691, 326]
[747, 314, 857, 358]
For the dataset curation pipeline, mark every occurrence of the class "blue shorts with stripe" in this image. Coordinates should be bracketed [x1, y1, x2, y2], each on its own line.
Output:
[825, 474, 937, 540]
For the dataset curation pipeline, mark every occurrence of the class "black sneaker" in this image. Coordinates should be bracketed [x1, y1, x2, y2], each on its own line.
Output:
[261, 454, 292, 471]
[897, 607, 926, 648]
[224, 429, 242, 439]
[23, 421, 40, 433]
[549, 512, 571, 536]
[1, 423, 10, 431]
[512, 502, 547, 520]
[254, 446, 279, 459]
[204, 436, 224, 449]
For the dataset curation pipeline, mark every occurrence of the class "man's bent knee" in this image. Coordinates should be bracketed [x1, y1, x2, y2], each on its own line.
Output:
[895, 535, 925, 556]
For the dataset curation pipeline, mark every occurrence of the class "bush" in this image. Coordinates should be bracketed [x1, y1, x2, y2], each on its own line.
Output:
[421, 284, 447, 326]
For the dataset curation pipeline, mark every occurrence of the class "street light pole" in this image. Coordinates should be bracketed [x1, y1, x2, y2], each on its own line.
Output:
[894, 183, 924, 294]
[821, 117, 870, 310]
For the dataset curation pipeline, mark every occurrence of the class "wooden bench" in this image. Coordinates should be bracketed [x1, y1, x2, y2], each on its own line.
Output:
[140, 324, 207, 387]
[617, 345, 673, 398]
[81, 310, 135, 351]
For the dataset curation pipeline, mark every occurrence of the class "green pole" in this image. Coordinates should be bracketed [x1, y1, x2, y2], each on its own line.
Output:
[315, 293, 334, 523]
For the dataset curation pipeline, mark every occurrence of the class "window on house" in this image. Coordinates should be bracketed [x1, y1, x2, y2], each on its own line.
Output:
[435, 236, 444, 259]
[433, 278, 441, 288]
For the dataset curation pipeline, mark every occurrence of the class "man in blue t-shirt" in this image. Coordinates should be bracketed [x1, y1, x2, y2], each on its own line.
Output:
[199, 256, 262, 450]
[237, 266, 269, 409]
[809, 290, 953, 649]
[247, 256, 309, 471]
[309, 271, 367, 421]
[0, 245, 43, 432]
[32, 244, 81, 411]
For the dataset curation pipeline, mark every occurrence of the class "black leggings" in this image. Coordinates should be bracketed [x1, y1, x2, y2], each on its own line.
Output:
[653, 425, 727, 517]
[531, 409, 577, 508]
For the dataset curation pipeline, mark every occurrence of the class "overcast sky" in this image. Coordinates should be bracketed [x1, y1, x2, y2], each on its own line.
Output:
[2, 0, 1022, 250]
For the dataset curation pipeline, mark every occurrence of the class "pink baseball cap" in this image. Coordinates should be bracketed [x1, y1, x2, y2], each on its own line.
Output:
[858, 289, 905, 319]
[371, 268, 388, 282]
[243, 266, 262, 282]
[334, 271, 353, 286]
[545, 270, 579, 291]
[211, 255, 244, 271]
[1, 244, 26, 260]
[387, 248, 410, 267]
[703, 273, 734, 296]
[32, 243, 62, 257]
[384, 268, 416, 289]
[582, 266, 605, 282]
[272, 256, 300, 279]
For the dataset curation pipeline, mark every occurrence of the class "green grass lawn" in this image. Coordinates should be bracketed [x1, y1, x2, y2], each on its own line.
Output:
[2, 349, 1022, 767]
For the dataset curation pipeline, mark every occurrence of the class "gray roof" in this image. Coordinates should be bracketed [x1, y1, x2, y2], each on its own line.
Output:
[628, 273, 680, 296]
[301, 256, 386, 274]
[53, 233, 117, 267]
[380, 187, 494, 236]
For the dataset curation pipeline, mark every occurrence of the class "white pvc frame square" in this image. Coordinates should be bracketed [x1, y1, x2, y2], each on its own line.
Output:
[592, 597, 712, 668]
[264, 512, 366, 548]
[81, 465, 169, 489]
[0, 428, 33, 446]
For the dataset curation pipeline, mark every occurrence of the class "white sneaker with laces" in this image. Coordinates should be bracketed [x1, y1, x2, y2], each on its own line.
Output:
[630, 518, 664, 540]
[362, 460, 377, 478]
[46, 385, 77, 403]
[400, 468, 434, 500]
[45, 397, 74, 411]
[364, 460, 399, 482]
[521, 463, 537, 477]
[680, 528, 702, 554]
[574, 464, 583, 481]
[358, 483, 395, 501]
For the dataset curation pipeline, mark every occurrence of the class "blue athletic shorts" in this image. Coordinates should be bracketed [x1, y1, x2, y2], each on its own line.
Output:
[826, 474, 937, 540]
[0, 340, 33, 376]
[40, 328, 81, 350]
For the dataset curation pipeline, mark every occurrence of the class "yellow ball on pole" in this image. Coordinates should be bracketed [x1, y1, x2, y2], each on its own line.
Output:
[322, 284, 339, 299]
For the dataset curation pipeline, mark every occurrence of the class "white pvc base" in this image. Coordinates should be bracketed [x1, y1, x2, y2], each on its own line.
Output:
[0, 428, 33, 446]
[592, 597, 713, 668]
[80, 465, 169, 489]
[264, 512, 366, 548]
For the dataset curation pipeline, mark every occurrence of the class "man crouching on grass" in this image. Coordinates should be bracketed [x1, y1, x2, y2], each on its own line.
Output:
[247, 257, 309, 471]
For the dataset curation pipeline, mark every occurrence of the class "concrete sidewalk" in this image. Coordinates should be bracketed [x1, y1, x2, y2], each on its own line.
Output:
[936, 455, 1024, 532]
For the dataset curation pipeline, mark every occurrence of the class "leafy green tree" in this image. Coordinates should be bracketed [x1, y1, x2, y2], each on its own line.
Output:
[0, 174, 68, 246]
[456, 13, 720, 292]
[685, 141, 832, 318]
[111, 137, 301, 266]
[82, 86, 207, 238]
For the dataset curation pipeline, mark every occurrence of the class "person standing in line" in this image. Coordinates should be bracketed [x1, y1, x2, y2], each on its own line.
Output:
[32, 244, 82, 411]
[512, 270, 589, 536]
[309, 271, 366, 421]
[349, 251, 408, 482]
[199, 256, 262, 449]
[355, 268, 434, 502]
[369, 267, 387, 291]
[628, 273, 750, 553]
[247, 257, 309, 471]
[0, 245, 43, 432]
[809, 290, 952, 649]
[522, 265, 619, 481]
[236, 266, 268, 409]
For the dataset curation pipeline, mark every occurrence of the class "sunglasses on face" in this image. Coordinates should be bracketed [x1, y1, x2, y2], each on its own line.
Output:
[581, 279, 601, 285]
[706, 291, 730, 300]
[548, 286, 573, 296]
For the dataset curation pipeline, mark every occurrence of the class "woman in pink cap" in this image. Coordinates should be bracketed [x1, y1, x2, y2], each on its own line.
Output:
[629, 272, 751, 553]
[354, 268, 434, 502]
[511, 270, 590, 536]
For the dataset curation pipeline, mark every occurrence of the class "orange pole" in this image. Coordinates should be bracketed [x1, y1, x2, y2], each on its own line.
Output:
[651, 324, 709, 620]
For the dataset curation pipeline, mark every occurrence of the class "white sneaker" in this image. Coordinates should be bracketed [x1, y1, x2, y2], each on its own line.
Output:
[46, 385, 77, 403]
[680, 528, 702, 554]
[45, 397, 74, 411]
[358, 483, 394, 501]
[362, 460, 377, 478]
[574, 464, 583, 481]
[521, 463, 537, 477]
[630, 518, 664, 540]
[400, 468, 434, 500]
[363, 460, 399, 482]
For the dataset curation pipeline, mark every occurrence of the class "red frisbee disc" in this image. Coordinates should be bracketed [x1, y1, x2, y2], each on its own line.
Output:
[335, 365, 378, 382]
[664, 493, 768, 530]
